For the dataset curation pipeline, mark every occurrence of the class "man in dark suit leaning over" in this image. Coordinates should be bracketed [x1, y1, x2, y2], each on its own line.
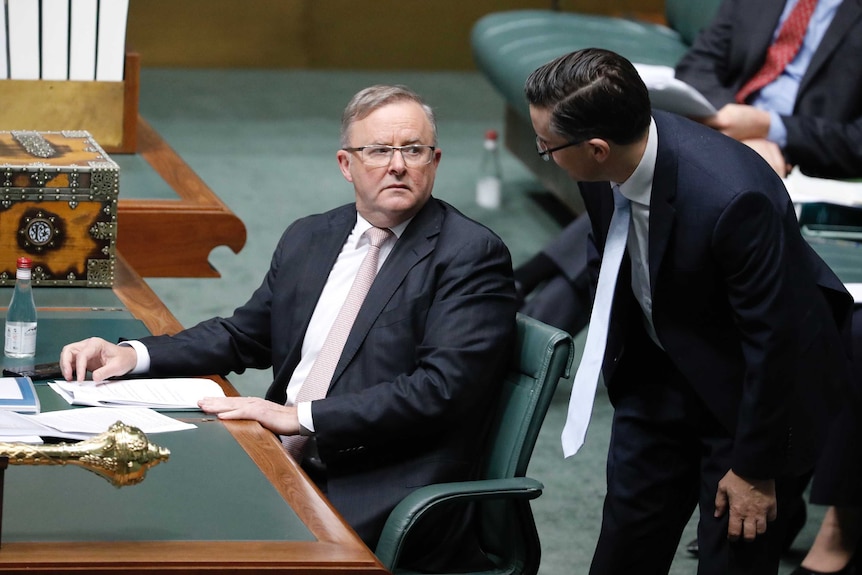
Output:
[526, 48, 853, 574]
[59, 85, 518, 565]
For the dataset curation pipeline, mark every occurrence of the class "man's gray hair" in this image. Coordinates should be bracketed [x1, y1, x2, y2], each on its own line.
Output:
[341, 85, 438, 147]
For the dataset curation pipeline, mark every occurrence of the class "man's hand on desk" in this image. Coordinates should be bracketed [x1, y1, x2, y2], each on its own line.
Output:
[198, 396, 301, 436]
[60, 337, 137, 382]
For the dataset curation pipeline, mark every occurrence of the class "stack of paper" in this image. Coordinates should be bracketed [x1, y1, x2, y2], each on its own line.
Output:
[0, 406, 196, 444]
[633, 63, 717, 118]
[48, 378, 226, 409]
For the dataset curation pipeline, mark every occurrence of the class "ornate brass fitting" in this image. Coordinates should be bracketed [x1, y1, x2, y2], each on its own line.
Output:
[0, 421, 170, 487]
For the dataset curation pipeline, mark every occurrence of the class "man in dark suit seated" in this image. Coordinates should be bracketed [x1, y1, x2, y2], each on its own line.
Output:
[526, 47, 853, 574]
[59, 84, 518, 568]
[516, 0, 862, 339]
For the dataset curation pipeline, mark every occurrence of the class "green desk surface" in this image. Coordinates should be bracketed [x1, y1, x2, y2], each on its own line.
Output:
[0, 313, 148, 369]
[807, 237, 862, 284]
[0, 311, 313, 544]
[4, 402, 311, 543]
[0, 286, 126, 310]
[113, 155, 180, 201]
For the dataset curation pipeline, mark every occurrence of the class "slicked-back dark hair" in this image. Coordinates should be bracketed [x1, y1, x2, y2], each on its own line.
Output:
[524, 48, 651, 146]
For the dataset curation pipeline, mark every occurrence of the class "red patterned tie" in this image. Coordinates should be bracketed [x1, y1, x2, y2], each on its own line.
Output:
[282, 226, 393, 460]
[735, 0, 818, 103]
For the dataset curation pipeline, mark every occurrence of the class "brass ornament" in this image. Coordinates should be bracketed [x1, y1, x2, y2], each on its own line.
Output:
[0, 421, 170, 487]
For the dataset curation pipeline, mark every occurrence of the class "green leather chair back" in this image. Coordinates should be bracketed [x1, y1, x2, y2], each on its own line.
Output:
[665, 0, 724, 46]
[484, 313, 575, 480]
[374, 313, 574, 575]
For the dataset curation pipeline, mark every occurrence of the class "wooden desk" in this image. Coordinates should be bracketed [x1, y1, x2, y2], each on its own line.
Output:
[116, 118, 248, 279]
[0, 254, 387, 574]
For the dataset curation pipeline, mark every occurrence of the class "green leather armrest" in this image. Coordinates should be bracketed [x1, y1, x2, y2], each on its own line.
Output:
[375, 476, 544, 570]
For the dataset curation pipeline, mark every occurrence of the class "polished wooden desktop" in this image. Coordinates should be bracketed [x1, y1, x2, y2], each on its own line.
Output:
[116, 118, 248, 279]
[0, 254, 387, 574]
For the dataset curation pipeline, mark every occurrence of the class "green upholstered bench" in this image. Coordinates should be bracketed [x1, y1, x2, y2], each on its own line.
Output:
[471, 0, 722, 213]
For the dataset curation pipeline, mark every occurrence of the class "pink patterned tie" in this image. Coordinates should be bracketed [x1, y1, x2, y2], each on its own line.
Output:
[282, 226, 393, 460]
[735, 0, 818, 103]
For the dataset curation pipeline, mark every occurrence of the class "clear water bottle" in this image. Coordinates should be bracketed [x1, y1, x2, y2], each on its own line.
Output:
[5, 257, 37, 358]
[476, 129, 502, 209]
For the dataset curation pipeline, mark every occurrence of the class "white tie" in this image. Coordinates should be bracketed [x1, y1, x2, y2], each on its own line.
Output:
[561, 185, 631, 457]
[282, 226, 393, 459]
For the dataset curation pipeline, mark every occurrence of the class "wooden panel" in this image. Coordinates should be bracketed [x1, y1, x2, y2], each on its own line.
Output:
[126, 0, 665, 70]
[116, 117, 247, 278]
[0, 53, 139, 154]
[126, 0, 309, 68]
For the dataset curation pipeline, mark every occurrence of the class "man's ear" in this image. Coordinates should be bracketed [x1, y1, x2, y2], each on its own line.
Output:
[586, 138, 611, 163]
[336, 150, 354, 182]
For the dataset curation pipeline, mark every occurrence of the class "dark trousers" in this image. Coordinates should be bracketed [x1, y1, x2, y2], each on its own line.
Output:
[589, 341, 811, 575]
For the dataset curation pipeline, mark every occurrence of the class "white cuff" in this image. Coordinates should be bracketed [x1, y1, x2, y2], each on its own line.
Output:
[297, 401, 315, 434]
[117, 340, 150, 374]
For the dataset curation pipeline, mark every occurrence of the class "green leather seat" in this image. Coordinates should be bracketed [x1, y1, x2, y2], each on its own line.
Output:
[374, 313, 575, 575]
[470, 0, 723, 214]
[471, 0, 722, 122]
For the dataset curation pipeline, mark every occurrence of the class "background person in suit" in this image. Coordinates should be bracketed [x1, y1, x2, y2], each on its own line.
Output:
[59, 84, 518, 567]
[525, 48, 853, 574]
[516, 0, 862, 339]
[675, 0, 862, 180]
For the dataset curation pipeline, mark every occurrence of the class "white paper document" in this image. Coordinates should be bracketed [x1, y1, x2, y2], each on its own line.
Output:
[784, 167, 862, 209]
[49, 378, 226, 409]
[846, 284, 862, 304]
[0, 406, 195, 442]
[633, 63, 717, 118]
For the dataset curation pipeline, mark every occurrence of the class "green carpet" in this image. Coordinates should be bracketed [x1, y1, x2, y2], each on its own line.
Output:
[138, 68, 819, 574]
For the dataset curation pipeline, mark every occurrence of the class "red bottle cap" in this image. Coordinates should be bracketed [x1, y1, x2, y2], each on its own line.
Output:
[485, 129, 498, 141]
[16, 257, 32, 269]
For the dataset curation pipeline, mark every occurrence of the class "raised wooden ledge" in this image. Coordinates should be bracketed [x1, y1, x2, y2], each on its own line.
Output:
[116, 117, 248, 278]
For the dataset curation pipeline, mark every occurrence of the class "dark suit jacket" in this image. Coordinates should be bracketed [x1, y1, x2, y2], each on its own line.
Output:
[582, 111, 852, 479]
[675, 0, 862, 179]
[139, 198, 518, 548]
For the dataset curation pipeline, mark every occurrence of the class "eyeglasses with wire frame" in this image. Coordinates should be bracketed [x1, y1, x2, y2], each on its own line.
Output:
[342, 144, 437, 167]
[535, 136, 582, 162]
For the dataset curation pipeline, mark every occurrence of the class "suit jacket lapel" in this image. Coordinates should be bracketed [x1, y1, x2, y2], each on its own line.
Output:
[328, 199, 442, 390]
[648, 116, 678, 298]
[800, 0, 862, 95]
[291, 207, 355, 346]
[739, 0, 788, 77]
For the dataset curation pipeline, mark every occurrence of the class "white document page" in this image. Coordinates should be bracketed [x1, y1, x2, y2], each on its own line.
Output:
[633, 63, 717, 118]
[41, 0, 70, 80]
[784, 167, 862, 209]
[49, 377, 226, 409]
[7, 0, 40, 79]
[0, 406, 194, 443]
[0, 378, 24, 400]
[95, 0, 128, 80]
[847, 284, 862, 304]
[31, 406, 196, 435]
[0, 1, 8, 78]
[0, 410, 46, 442]
[69, 0, 97, 80]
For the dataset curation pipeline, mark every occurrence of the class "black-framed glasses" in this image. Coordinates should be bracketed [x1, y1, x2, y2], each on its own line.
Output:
[535, 136, 581, 162]
[342, 144, 436, 168]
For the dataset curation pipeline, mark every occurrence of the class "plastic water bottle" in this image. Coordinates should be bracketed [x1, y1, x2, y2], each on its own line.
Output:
[476, 129, 502, 209]
[5, 257, 37, 358]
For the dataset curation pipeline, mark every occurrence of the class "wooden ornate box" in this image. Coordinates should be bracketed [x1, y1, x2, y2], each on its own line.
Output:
[0, 131, 119, 287]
